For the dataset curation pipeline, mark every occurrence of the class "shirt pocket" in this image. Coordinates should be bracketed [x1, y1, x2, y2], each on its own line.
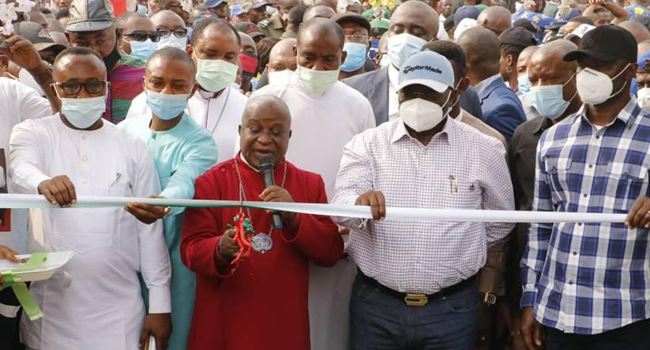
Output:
[543, 156, 572, 207]
[49, 172, 131, 255]
[607, 163, 648, 211]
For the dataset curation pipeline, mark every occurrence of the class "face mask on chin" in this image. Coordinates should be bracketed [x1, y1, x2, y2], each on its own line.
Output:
[103, 45, 122, 71]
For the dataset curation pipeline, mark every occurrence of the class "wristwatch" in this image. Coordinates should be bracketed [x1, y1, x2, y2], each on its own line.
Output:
[482, 292, 497, 305]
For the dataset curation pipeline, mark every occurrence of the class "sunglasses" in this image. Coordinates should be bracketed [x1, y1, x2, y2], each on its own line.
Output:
[156, 28, 188, 38]
[54, 80, 109, 96]
[125, 31, 160, 42]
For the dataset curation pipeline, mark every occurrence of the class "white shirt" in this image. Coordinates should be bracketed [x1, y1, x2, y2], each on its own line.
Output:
[388, 64, 400, 121]
[333, 118, 515, 293]
[252, 74, 376, 197]
[126, 86, 247, 162]
[9, 116, 171, 350]
[0, 77, 51, 252]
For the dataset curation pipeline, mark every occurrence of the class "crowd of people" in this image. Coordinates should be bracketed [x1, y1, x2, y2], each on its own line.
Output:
[0, 0, 649, 348]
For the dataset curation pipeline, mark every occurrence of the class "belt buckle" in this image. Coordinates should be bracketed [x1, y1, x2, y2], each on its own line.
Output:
[404, 293, 428, 307]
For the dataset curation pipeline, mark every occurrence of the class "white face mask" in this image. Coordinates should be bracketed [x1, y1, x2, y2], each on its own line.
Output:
[269, 69, 294, 86]
[194, 56, 239, 93]
[296, 65, 339, 95]
[399, 95, 450, 132]
[60, 96, 107, 129]
[637, 87, 650, 112]
[576, 64, 629, 105]
[157, 34, 188, 50]
[386, 33, 428, 69]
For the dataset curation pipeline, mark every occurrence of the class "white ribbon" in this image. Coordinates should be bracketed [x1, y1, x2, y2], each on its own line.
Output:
[0, 194, 628, 223]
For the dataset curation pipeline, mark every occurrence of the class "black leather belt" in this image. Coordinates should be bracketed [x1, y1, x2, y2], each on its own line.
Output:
[358, 271, 476, 307]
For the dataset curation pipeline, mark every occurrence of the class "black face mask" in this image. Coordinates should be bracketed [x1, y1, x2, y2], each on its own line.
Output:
[103, 45, 121, 71]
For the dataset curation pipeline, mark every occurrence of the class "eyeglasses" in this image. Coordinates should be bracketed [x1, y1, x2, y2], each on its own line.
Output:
[54, 80, 109, 96]
[156, 28, 188, 38]
[124, 31, 160, 42]
[344, 35, 369, 44]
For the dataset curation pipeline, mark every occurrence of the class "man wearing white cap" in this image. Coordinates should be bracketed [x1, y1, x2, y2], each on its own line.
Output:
[333, 50, 515, 349]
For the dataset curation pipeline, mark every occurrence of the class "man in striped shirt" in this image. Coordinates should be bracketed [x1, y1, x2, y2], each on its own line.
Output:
[521, 25, 650, 350]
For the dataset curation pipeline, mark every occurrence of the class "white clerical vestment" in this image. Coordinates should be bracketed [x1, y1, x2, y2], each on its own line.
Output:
[252, 74, 375, 350]
[9, 115, 171, 350]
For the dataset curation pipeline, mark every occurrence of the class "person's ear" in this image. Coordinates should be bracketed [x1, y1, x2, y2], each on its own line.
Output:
[505, 53, 515, 72]
[340, 50, 347, 65]
[625, 63, 638, 81]
[186, 45, 193, 57]
[0, 55, 8, 73]
[288, 129, 292, 138]
[115, 28, 123, 44]
[458, 76, 470, 94]
[238, 125, 242, 135]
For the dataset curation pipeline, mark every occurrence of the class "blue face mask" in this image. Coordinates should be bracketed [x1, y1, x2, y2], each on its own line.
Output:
[129, 39, 157, 61]
[60, 96, 106, 129]
[146, 90, 189, 120]
[531, 75, 576, 119]
[518, 74, 532, 95]
[341, 42, 367, 73]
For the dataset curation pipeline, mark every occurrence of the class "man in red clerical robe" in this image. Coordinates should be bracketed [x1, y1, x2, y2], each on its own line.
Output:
[180, 95, 344, 350]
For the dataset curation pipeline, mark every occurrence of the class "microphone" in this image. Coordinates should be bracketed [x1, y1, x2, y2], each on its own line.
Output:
[259, 157, 283, 229]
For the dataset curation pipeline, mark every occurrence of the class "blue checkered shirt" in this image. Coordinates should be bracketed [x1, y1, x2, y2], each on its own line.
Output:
[521, 97, 650, 335]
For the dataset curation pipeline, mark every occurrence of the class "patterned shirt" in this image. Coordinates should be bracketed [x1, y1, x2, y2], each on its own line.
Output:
[521, 97, 650, 335]
[332, 118, 514, 294]
[106, 54, 145, 124]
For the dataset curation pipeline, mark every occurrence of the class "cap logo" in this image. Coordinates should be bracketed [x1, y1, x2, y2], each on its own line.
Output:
[403, 64, 442, 75]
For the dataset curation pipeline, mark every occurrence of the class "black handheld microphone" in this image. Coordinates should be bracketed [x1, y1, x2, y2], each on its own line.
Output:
[259, 157, 284, 229]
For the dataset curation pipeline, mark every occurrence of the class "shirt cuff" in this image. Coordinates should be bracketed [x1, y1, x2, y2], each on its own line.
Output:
[28, 173, 52, 194]
[520, 289, 537, 309]
[147, 285, 171, 314]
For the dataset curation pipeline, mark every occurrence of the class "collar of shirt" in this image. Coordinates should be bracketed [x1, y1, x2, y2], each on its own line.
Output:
[475, 73, 501, 96]
[237, 151, 288, 176]
[389, 116, 456, 146]
[533, 116, 553, 135]
[575, 94, 640, 130]
[197, 86, 227, 100]
[388, 64, 399, 91]
[147, 113, 194, 145]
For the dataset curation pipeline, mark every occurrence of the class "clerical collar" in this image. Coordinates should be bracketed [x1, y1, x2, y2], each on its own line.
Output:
[237, 152, 287, 174]
[198, 85, 227, 100]
[238, 152, 260, 173]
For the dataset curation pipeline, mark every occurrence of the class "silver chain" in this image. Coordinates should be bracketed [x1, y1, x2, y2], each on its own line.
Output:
[233, 156, 288, 234]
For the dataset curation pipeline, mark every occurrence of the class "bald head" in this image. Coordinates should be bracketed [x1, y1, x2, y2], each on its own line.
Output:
[240, 95, 292, 167]
[243, 95, 291, 124]
[477, 6, 512, 36]
[303, 4, 336, 21]
[151, 9, 186, 29]
[298, 18, 344, 49]
[618, 20, 650, 43]
[530, 39, 577, 68]
[458, 27, 501, 83]
[269, 38, 297, 71]
[389, 1, 439, 42]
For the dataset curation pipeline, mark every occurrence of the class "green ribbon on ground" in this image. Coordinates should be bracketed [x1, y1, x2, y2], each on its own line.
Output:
[1, 253, 49, 321]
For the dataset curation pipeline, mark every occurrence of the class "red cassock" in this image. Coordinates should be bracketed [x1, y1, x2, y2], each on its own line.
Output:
[181, 156, 344, 350]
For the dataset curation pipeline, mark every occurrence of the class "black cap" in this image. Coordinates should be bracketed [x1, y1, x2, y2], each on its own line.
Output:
[335, 13, 371, 34]
[499, 27, 537, 47]
[14, 22, 66, 52]
[513, 18, 536, 34]
[564, 25, 637, 63]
